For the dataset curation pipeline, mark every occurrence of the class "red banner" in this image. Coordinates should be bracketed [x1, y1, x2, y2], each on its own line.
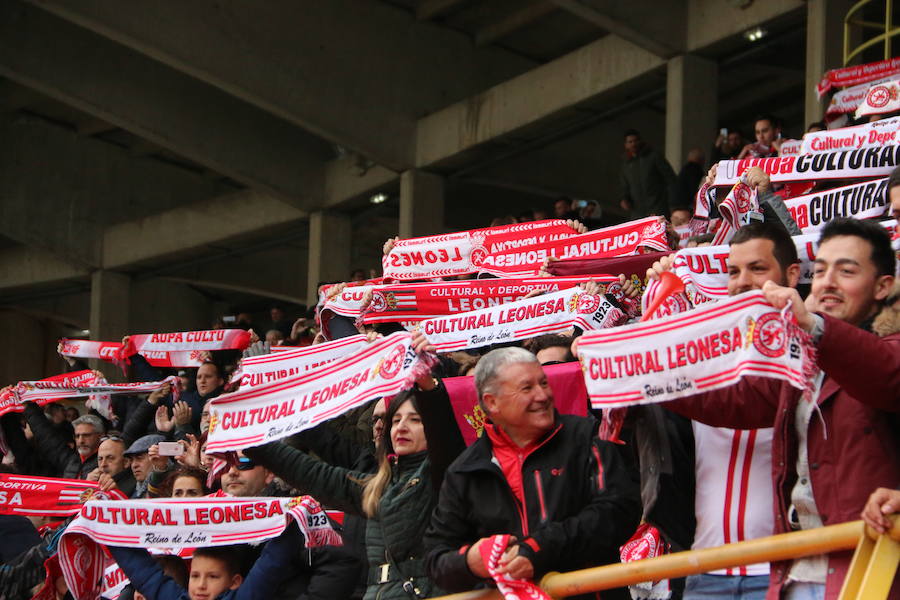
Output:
[817, 57, 900, 97]
[0, 474, 123, 517]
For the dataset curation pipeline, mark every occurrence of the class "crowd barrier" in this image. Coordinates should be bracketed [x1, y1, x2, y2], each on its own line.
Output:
[432, 516, 899, 600]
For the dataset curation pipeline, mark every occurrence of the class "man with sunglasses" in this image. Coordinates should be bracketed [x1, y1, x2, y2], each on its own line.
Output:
[221, 453, 276, 497]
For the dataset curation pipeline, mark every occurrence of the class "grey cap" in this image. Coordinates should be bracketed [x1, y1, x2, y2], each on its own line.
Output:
[124, 434, 166, 456]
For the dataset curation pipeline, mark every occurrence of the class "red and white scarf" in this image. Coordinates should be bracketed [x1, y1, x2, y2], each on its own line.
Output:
[826, 76, 899, 120]
[783, 177, 889, 233]
[711, 176, 758, 246]
[9, 376, 179, 406]
[620, 524, 671, 600]
[235, 335, 369, 389]
[59, 495, 340, 600]
[802, 116, 900, 154]
[578, 291, 816, 409]
[0, 370, 100, 417]
[477, 217, 670, 277]
[59, 329, 251, 369]
[479, 535, 551, 600]
[420, 288, 625, 352]
[382, 220, 579, 280]
[206, 332, 428, 454]
[0, 474, 125, 517]
[714, 144, 900, 185]
[323, 276, 612, 324]
[855, 79, 900, 118]
[817, 57, 900, 97]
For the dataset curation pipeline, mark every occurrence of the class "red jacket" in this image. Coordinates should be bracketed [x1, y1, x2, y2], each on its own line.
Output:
[668, 313, 900, 600]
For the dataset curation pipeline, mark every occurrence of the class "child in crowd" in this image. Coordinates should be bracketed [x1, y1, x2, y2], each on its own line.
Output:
[107, 521, 301, 600]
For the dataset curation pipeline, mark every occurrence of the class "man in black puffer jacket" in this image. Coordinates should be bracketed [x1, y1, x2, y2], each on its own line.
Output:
[424, 347, 641, 600]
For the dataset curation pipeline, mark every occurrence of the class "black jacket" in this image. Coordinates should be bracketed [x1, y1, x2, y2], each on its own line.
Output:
[22, 403, 98, 479]
[423, 414, 641, 599]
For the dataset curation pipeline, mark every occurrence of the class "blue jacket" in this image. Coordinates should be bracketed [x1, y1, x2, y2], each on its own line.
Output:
[109, 522, 302, 600]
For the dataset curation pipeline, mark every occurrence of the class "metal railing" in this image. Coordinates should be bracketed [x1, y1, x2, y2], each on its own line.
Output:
[844, 0, 900, 65]
[431, 516, 899, 600]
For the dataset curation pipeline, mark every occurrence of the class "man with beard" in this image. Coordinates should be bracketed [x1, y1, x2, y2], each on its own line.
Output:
[86, 435, 136, 496]
[22, 409, 104, 479]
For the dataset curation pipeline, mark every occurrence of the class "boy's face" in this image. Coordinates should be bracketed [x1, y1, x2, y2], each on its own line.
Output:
[188, 556, 242, 600]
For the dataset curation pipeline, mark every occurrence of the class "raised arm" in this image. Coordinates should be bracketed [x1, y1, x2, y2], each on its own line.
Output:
[242, 442, 367, 516]
[107, 546, 186, 600]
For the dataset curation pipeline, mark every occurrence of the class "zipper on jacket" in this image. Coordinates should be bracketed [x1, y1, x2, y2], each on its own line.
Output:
[516, 452, 529, 536]
[592, 446, 605, 491]
[533, 470, 548, 522]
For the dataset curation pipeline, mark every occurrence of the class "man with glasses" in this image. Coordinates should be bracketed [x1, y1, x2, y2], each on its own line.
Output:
[22, 407, 104, 479]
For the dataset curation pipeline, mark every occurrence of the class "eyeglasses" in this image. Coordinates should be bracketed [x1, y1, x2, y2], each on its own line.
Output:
[370, 414, 385, 428]
[235, 457, 257, 471]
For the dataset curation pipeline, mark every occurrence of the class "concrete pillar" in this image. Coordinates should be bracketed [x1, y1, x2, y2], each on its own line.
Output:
[805, 0, 854, 126]
[0, 309, 47, 384]
[665, 54, 717, 172]
[399, 170, 445, 239]
[89, 270, 130, 380]
[307, 212, 352, 304]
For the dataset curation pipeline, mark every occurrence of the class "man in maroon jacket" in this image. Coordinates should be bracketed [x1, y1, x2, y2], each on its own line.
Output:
[667, 217, 899, 600]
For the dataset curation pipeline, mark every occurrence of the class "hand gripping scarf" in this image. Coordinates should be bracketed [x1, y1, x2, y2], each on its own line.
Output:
[711, 175, 758, 246]
[620, 523, 671, 600]
[419, 287, 625, 352]
[58, 495, 340, 600]
[479, 535, 551, 600]
[578, 291, 817, 410]
[59, 329, 251, 370]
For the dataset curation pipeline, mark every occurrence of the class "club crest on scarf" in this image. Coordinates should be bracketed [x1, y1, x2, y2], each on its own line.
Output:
[750, 313, 789, 358]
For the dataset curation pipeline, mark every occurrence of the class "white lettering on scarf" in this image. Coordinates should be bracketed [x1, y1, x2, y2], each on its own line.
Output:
[420, 288, 624, 352]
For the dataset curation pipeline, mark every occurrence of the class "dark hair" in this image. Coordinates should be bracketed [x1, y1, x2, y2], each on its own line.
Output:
[623, 129, 641, 139]
[529, 334, 575, 362]
[730, 222, 798, 272]
[818, 217, 896, 278]
[688, 233, 716, 245]
[888, 165, 900, 193]
[755, 114, 778, 129]
[199, 361, 223, 379]
[807, 121, 827, 132]
[361, 391, 420, 516]
[192, 545, 250, 577]
[164, 466, 210, 497]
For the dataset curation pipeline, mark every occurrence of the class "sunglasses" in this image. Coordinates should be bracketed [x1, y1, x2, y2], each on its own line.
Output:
[100, 435, 123, 442]
[235, 457, 257, 471]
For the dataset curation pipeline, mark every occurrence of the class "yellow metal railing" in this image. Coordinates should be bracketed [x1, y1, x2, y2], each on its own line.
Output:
[844, 0, 900, 65]
[432, 516, 900, 600]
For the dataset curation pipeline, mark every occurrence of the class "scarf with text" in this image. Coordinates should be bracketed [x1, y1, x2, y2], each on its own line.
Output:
[205, 332, 427, 453]
[59, 495, 339, 600]
[826, 76, 899, 120]
[477, 217, 670, 277]
[480, 534, 551, 600]
[9, 376, 179, 407]
[0, 370, 101, 418]
[322, 276, 612, 324]
[420, 287, 625, 352]
[817, 57, 900, 97]
[235, 335, 369, 389]
[59, 329, 251, 369]
[578, 291, 816, 409]
[783, 177, 889, 233]
[714, 144, 900, 185]
[382, 220, 579, 280]
[856, 79, 900, 118]
[0, 474, 126, 517]
[711, 176, 758, 246]
[801, 116, 900, 154]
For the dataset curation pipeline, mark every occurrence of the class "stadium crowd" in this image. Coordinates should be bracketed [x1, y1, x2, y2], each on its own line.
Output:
[1, 63, 900, 600]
